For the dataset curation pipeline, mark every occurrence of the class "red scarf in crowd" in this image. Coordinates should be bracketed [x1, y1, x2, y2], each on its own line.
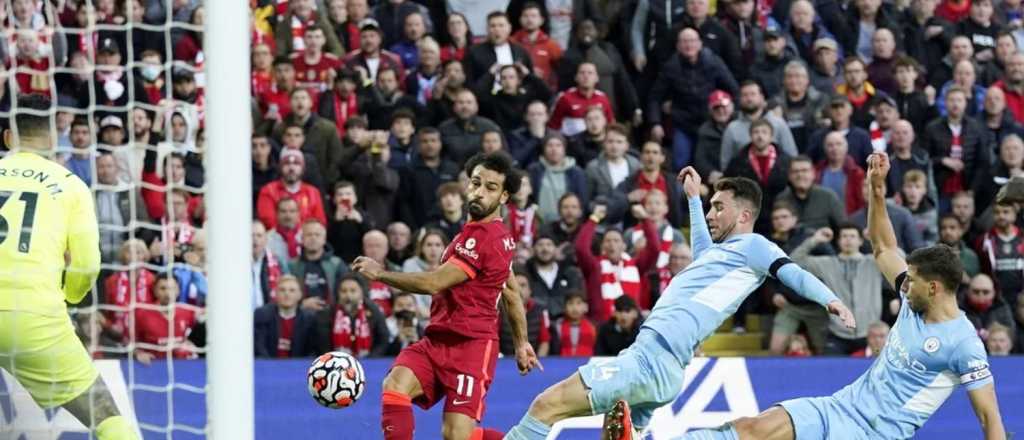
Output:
[599, 254, 641, 318]
[332, 91, 358, 136]
[558, 319, 595, 357]
[345, 22, 361, 52]
[277, 224, 302, 258]
[748, 145, 777, 185]
[869, 120, 887, 153]
[942, 124, 965, 195]
[657, 266, 674, 293]
[107, 269, 156, 342]
[368, 280, 392, 316]
[332, 304, 372, 357]
[290, 13, 316, 52]
[507, 203, 538, 247]
[264, 248, 282, 301]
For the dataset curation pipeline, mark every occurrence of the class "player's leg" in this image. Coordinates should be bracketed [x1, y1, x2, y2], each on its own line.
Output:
[652, 405, 795, 440]
[1, 311, 137, 439]
[504, 372, 593, 440]
[382, 338, 435, 440]
[62, 377, 137, 439]
[439, 338, 502, 440]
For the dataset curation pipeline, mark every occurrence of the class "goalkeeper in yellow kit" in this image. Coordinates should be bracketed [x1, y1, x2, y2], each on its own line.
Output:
[0, 96, 137, 439]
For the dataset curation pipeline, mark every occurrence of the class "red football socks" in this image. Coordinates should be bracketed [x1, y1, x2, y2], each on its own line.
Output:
[381, 391, 414, 440]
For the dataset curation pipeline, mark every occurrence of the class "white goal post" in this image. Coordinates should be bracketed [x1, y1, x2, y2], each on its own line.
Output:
[203, 0, 254, 438]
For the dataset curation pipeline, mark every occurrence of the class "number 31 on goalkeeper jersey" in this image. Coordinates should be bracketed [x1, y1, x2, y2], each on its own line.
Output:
[0, 152, 100, 317]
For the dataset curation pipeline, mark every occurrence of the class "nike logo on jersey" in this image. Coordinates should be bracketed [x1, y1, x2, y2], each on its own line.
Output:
[452, 399, 471, 405]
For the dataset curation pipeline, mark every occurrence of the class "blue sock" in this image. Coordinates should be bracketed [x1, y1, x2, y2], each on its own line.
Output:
[504, 413, 551, 440]
[678, 423, 739, 440]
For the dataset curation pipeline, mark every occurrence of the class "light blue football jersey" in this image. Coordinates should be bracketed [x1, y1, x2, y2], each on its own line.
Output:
[642, 196, 838, 363]
[829, 272, 993, 439]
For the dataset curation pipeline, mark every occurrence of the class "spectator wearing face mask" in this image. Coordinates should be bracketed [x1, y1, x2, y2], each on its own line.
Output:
[962, 274, 1017, 342]
[385, 292, 427, 356]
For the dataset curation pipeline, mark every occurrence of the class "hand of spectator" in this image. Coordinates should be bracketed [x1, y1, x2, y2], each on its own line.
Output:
[924, 86, 936, 105]
[632, 53, 647, 71]
[867, 152, 890, 187]
[631, 204, 649, 220]
[352, 256, 384, 281]
[135, 350, 155, 366]
[346, 208, 363, 223]
[827, 300, 857, 329]
[301, 297, 327, 312]
[650, 124, 665, 143]
[976, 49, 995, 62]
[925, 25, 945, 38]
[149, 240, 165, 260]
[633, 110, 643, 126]
[627, 189, 649, 203]
[590, 204, 607, 223]
[772, 293, 788, 309]
[514, 62, 530, 77]
[515, 343, 543, 375]
[398, 325, 419, 343]
[353, 66, 370, 84]
[941, 157, 965, 172]
[678, 166, 701, 198]
[811, 227, 834, 244]
[890, 298, 901, 316]
[489, 62, 502, 76]
[708, 170, 723, 184]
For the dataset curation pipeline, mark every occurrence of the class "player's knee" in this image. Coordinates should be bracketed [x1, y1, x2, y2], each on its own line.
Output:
[381, 369, 413, 394]
[527, 388, 561, 424]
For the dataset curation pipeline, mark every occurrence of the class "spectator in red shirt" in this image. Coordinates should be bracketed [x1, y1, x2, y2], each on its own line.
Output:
[102, 239, 156, 346]
[551, 291, 596, 356]
[440, 12, 472, 62]
[549, 62, 615, 136]
[13, 30, 52, 96]
[512, 2, 563, 91]
[615, 141, 687, 228]
[254, 275, 325, 358]
[814, 131, 867, 215]
[500, 268, 552, 357]
[292, 25, 341, 93]
[331, 273, 391, 358]
[133, 275, 200, 365]
[361, 230, 400, 315]
[256, 149, 328, 229]
[574, 203, 660, 322]
[252, 40, 275, 97]
[259, 57, 298, 122]
[994, 53, 1024, 123]
[141, 153, 202, 222]
[343, 18, 405, 84]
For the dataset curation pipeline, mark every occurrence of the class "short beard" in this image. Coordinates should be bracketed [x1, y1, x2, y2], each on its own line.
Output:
[467, 200, 498, 220]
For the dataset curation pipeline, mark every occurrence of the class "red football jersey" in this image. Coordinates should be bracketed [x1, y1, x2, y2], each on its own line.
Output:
[133, 304, 198, 359]
[292, 52, 340, 92]
[427, 219, 516, 340]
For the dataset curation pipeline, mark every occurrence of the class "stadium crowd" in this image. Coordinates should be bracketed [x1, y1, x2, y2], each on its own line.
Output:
[3, 0, 1023, 361]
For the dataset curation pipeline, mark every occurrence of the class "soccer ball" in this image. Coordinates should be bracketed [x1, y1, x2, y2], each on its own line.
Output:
[307, 351, 366, 409]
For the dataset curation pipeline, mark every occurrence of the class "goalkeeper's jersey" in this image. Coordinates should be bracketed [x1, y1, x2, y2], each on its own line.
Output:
[0, 151, 100, 317]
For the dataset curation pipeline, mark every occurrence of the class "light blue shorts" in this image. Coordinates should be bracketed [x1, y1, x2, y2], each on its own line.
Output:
[777, 396, 872, 440]
[578, 328, 687, 428]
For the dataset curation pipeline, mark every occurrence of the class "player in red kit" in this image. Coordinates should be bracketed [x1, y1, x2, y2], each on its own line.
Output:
[353, 152, 542, 440]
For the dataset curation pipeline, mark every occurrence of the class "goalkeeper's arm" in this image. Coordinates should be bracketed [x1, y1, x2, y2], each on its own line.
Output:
[64, 187, 101, 304]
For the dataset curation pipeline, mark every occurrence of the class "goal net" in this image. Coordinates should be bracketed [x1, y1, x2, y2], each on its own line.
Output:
[0, 0, 216, 438]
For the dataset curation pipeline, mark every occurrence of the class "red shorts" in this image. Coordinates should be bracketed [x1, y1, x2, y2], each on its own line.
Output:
[391, 333, 499, 421]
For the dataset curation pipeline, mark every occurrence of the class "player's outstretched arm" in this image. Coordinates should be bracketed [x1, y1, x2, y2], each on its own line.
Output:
[967, 383, 1007, 440]
[351, 256, 468, 295]
[866, 153, 908, 288]
[678, 167, 711, 258]
[64, 186, 101, 303]
[501, 269, 542, 375]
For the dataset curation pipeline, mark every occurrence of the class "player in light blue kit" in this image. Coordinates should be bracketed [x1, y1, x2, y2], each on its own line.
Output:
[504, 169, 857, 440]
[670, 153, 1007, 440]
